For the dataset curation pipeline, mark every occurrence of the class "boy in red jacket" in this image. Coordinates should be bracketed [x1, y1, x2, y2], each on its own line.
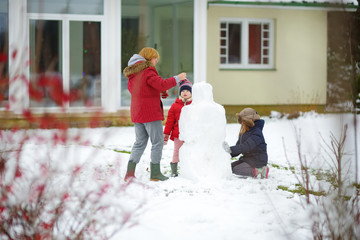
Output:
[163, 80, 192, 177]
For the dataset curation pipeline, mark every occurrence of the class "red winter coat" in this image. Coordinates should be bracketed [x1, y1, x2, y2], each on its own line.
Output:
[164, 97, 192, 141]
[123, 59, 177, 123]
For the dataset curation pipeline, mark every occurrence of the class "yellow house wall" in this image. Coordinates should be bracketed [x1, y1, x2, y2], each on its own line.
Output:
[207, 5, 327, 105]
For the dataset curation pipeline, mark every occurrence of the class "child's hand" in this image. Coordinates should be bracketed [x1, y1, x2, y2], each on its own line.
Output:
[222, 141, 231, 154]
[164, 134, 170, 145]
[161, 91, 169, 99]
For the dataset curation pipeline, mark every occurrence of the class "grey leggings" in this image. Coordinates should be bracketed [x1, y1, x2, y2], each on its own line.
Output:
[231, 160, 255, 177]
[129, 120, 164, 164]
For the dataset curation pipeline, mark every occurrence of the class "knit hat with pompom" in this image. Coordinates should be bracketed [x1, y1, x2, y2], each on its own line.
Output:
[179, 79, 192, 95]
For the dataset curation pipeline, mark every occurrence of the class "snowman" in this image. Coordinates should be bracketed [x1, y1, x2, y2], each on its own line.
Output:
[178, 82, 232, 183]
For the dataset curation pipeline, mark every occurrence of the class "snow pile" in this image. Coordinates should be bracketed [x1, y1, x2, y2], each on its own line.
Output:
[178, 82, 232, 183]
[3, 113, 359, 240]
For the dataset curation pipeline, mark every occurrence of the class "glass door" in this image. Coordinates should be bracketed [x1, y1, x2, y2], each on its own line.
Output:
[29, 20, 63, 107]
[121, 0, 194, 106]
[28, 0, 103, 109]
[153, 2, 193, 105]
[69, 21, 101, 107]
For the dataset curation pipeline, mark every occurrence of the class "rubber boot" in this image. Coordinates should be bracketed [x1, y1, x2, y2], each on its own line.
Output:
[124, 161, 137, 182]
[150, 163, 169, 181]
[254, 166, 270, 179]
[170, 162, 178, 177]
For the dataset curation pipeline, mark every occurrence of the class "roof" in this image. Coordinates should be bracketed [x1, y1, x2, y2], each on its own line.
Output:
[208, 0, 359, 9]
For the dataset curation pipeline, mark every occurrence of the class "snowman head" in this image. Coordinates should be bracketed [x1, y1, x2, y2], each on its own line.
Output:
[192, 82, 214, 104]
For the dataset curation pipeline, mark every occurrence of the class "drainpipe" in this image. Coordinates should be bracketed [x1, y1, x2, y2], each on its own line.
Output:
[9, 0, 28, 114]
[194, 0, 207, 83]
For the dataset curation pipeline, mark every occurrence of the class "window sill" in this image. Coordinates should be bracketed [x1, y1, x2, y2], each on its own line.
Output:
[219, 68, 276, 71]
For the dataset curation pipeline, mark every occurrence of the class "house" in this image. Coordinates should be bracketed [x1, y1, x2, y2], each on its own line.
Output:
[0, 0, 357, 129]
[206, 0, 358, 119]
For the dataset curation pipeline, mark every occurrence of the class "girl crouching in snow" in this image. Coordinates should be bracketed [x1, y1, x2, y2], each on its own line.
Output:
[163, 80, 192, 177]
[223, 108, 269, 179]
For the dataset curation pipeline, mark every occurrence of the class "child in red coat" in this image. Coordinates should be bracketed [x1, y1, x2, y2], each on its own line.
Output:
[163, 80, 192, 177]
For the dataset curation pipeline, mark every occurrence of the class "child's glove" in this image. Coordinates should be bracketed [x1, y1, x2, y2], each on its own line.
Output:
[164, 134, 170, 145]
[161, 91, 169, 99]
[222, 141, 231, 154]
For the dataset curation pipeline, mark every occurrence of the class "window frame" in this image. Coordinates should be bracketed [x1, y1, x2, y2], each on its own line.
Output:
[0, 0, 9, 109]
[27, 12, 105, 112]
[220, 17, 274, 70]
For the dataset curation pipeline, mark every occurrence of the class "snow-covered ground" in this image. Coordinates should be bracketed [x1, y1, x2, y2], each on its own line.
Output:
[3, 112, 359, 240]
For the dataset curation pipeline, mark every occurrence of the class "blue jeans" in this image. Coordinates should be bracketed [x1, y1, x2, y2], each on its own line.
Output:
[129, 120, 164, 164]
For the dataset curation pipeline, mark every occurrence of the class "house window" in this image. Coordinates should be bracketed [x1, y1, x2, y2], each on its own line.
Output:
[27, 0, 103, 15]
[28, 1, 103, 109]
[29, 20, 63, 107]
[69, 21, 101, 107]
[220, 18, 274, 69]
[0, 0, 8, 108]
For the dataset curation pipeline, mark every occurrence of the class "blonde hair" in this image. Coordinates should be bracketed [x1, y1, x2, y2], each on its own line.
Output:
[236, 108, 259, 135]
[239, 121, 252, 135]
[138, 47, 160, 61]
[237, 114, 255, 135]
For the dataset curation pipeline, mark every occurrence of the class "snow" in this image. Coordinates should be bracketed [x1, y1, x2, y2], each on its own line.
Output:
[178, 82, 232, 183]
[2, 112, 359, 239]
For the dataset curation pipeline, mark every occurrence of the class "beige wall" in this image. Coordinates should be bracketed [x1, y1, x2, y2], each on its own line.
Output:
[207, 5, 327, 105]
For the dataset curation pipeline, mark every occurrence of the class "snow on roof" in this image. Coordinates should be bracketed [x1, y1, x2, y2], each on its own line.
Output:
[208, 0, 359, 7]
